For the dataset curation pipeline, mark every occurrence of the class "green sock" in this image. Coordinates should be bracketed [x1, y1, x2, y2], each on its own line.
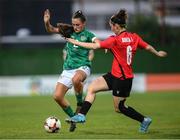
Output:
[76, 93, 83, 106]
[63, 106, 74, 117]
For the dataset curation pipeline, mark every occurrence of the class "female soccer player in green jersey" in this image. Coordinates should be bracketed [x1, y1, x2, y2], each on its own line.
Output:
[44, 9, 99, 132]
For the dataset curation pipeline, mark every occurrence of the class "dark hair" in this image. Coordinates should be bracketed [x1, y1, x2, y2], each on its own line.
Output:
[110, 9, 127, 27]
[72, 10, 86, 22]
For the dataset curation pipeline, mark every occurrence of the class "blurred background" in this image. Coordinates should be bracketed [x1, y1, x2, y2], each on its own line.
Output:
[0, 0, 180, 96]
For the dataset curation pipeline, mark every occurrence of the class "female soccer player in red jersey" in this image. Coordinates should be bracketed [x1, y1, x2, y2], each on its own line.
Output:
[66, 9, 167, 133]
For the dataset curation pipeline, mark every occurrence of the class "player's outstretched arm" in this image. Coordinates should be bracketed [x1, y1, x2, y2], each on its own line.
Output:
[145, 45, 167, 57]
[44, 9, 59, 33]
[66, 38, 101, 49]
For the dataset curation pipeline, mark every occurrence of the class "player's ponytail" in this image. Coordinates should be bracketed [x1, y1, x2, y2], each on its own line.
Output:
[110, 9, 127, 28]
[73, 10, 86, 22]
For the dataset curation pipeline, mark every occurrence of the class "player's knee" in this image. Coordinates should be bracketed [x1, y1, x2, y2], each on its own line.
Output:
[72, 77, 81, 87]
[118, 99, 126, 113]
[53, 93, 63, 102]
[53, 94, 58, 101]
[87, 85, 96, 94]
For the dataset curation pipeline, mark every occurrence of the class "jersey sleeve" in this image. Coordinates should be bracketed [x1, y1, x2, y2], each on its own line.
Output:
[136, 34, 148, 49]
[88, 31, 96, 42]
[100, 36, 116, 49]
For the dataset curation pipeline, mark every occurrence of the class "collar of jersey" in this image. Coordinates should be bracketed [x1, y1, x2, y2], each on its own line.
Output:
[117, 30, 126, 36]
[74, 28, 86, 35]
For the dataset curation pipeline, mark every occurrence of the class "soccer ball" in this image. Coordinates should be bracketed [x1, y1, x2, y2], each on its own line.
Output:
[44, 116, 61, 133]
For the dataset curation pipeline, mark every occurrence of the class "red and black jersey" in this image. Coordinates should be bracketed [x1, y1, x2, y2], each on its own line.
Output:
[100, 31, 148, 79]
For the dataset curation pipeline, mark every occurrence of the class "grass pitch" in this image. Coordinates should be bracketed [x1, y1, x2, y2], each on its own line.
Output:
[0, 92, 180, 139]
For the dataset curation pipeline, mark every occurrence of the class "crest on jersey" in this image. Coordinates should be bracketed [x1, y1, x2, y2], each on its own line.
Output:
[80, 36, 87, 41]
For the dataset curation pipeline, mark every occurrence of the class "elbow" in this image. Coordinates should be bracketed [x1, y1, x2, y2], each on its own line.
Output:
[46, 30, 51, 33]
[45, 27, 52, 33]
[46, 29, 56, 34]
[145, 45, 151, 51]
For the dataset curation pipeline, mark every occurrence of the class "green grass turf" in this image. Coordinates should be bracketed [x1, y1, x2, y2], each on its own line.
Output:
[0, 92, 180, 139]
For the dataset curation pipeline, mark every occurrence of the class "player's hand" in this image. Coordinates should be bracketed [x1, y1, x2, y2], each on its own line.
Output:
[66, 38, 76, 44]
[105, 49, 108, 54]
[158, 51, 167, 57]
[44, 9, 50, 23]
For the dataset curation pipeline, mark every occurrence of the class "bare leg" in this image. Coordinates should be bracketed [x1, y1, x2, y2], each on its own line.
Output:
[53, 83, 74, 117]
[80, 76, 109, 115]
[72, 70, 86, 113]
[72, 70, 86, 94]
[112, 96, 152, 132]
[53, 82, 69, 108]
[85, 76, 109, 103]
[112, 96, 145, 123]
[67, 76, 110, 123]
[112, 96, 126, 113]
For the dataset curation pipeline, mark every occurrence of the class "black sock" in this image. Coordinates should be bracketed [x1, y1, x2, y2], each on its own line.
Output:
[119, 100, 144, 123]
[123, 106, 145, 123]
[79, 101, 92, 115]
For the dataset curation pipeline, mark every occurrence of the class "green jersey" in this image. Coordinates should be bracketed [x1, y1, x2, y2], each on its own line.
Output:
[63, 29, 96, 70]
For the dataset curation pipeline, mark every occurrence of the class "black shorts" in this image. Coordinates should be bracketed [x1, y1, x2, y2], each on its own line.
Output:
[103, 72, 133, 97]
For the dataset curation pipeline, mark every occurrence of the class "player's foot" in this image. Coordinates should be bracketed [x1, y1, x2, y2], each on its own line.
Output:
[71, 113, 86, 123]
[69, 122, 76, 132]
[139, 117, 152, 133]
[66, 113, 86, 123]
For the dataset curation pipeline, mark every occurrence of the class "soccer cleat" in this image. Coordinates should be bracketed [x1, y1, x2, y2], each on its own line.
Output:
[69, 122, 76, 132]
[70, 113, 86, 123]
[139, 117, 152, 133]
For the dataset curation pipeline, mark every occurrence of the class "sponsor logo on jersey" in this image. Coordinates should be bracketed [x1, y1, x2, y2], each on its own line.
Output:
[122, 37, 133, 42]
